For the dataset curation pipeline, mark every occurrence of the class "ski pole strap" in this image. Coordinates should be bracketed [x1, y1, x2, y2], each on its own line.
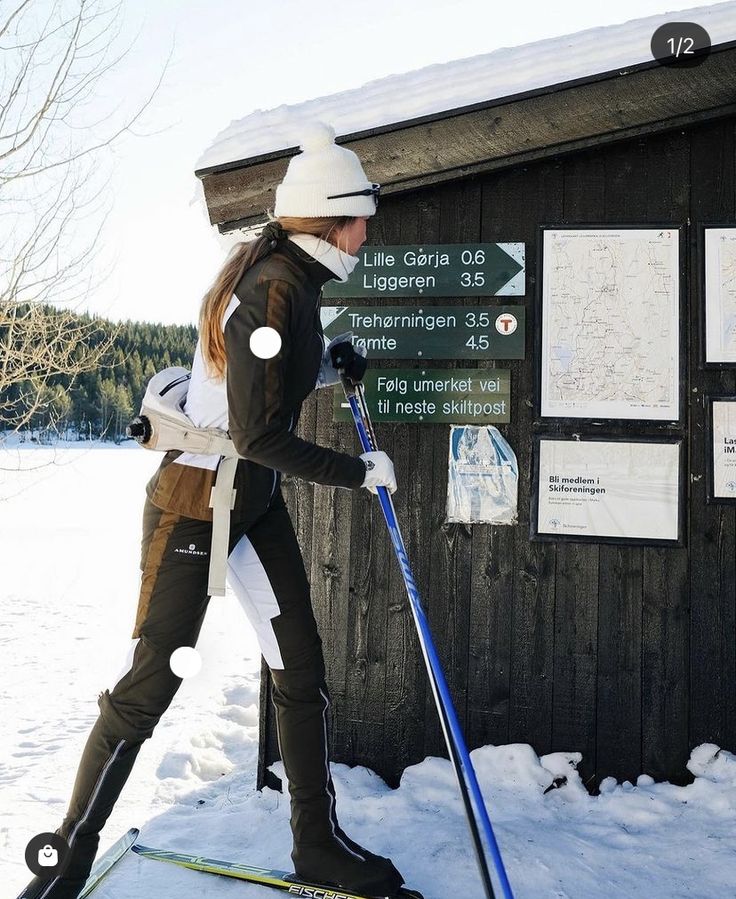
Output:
[207, 453, 239, 597]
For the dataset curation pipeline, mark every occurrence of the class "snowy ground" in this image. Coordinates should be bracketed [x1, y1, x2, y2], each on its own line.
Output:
[2, 443, 736, 898]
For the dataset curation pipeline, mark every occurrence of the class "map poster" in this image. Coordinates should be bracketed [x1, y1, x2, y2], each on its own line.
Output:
[540, 228, 680, 421]
[704, 228, 736, 364]
[533, 438, 681, 544]
[709, 398, 736, 503]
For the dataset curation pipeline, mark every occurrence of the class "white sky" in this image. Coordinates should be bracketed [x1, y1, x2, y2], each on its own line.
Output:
[72, 0, 730, 326]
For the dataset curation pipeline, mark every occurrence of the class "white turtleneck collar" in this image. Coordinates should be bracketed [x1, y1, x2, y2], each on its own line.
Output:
[288, 233, 359, 283]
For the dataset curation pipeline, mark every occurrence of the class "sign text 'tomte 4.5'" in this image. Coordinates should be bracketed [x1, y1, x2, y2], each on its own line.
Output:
[321, 306, 525, 359]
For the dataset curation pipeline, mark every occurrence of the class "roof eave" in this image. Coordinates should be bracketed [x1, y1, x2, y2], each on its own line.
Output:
[196, 40, 736, 233]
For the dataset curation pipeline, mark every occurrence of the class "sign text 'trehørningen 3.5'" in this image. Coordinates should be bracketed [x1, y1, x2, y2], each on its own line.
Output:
[321, 305, 525, 359]
[322, 243, 525, 297]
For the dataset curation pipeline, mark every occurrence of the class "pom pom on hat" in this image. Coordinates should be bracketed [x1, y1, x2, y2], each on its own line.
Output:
[274, 120, 377, 219]
[299, 121, 336, 152]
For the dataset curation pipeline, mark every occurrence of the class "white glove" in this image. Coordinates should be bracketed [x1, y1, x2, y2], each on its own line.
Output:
[360, 451, 397, 495]
[315, 332, 367, 389]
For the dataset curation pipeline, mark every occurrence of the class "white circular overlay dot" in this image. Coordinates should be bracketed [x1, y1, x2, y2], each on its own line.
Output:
[250, 327, 282, 359]
[169, 646, 202, 679]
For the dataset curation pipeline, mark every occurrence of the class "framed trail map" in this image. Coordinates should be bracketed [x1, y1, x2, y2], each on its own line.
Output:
[703, 226, 736, 365]
[539, 226, 681, 422]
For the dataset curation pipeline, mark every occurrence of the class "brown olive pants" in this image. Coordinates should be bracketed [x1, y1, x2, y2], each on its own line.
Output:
[29, 490, 358, 898]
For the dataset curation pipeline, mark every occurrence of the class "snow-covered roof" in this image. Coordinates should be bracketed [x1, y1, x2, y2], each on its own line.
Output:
[197, 2, 736, 173]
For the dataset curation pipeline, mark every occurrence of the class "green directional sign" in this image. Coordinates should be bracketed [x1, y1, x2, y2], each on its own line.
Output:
[333, 369, 511, 424]
[322, 243, 524, 298]
[322, 305, 525, 359]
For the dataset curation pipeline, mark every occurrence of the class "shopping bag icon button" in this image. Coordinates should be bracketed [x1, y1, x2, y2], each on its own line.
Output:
[25, 831, 69, 876]
[38, 845, 58, 867]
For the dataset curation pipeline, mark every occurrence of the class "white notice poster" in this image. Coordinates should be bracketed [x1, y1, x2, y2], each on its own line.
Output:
[712, 400, 736, 500]
[705, 228, 736, 363]
[536, 439, 680, 542]
[541, 228, 680, 420]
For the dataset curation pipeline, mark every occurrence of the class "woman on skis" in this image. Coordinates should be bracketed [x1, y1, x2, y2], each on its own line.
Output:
[22, 121, 408, 899]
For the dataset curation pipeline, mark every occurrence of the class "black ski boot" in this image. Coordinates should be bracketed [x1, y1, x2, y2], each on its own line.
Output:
[271, 669, 408, 898]
[17, 873, 88, 899]
[292, 819, 405, 897]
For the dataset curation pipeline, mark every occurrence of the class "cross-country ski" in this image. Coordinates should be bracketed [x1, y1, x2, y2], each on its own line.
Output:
[79, 830, 139, 899]
[131, 843, 424, 899]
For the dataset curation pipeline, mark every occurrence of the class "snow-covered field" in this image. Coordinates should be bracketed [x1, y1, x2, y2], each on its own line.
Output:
[2, 444, 736, 898]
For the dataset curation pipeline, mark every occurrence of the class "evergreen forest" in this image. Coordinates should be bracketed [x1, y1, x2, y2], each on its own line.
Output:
[6, 311, 198, 442]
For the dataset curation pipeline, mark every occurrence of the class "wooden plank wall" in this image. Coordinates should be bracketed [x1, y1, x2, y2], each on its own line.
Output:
[261, 114, 736, 792]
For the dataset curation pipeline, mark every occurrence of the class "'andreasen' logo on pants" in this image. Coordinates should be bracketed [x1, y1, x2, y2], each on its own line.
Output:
[174, 542, 208, 558]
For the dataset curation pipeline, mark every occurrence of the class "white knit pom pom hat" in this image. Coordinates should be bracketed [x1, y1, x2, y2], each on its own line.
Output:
[274, 122, 378, 218]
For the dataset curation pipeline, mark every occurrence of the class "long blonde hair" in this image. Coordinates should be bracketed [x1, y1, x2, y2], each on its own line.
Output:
[199, 215, 354, 379]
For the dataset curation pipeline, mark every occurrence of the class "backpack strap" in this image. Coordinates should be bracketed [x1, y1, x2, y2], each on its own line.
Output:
[207, 454, 240, 597]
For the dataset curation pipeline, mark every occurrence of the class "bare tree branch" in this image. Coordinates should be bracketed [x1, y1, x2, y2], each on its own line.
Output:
[1, 0, 169, 439]
[0, 0, 36, 42]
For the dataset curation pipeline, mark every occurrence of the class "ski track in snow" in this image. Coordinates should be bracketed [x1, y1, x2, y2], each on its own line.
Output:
[2, 443, 736, 898]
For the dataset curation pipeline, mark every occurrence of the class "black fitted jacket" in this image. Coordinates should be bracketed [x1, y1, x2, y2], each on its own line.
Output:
[146, 238, 366, 523]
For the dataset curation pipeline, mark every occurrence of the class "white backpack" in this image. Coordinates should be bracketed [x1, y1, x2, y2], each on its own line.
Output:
[127, 366, 240, 597]
[128, 366, 235, 457]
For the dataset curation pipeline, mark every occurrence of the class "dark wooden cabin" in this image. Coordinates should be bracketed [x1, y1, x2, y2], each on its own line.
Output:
[195, 39, 736, 791]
